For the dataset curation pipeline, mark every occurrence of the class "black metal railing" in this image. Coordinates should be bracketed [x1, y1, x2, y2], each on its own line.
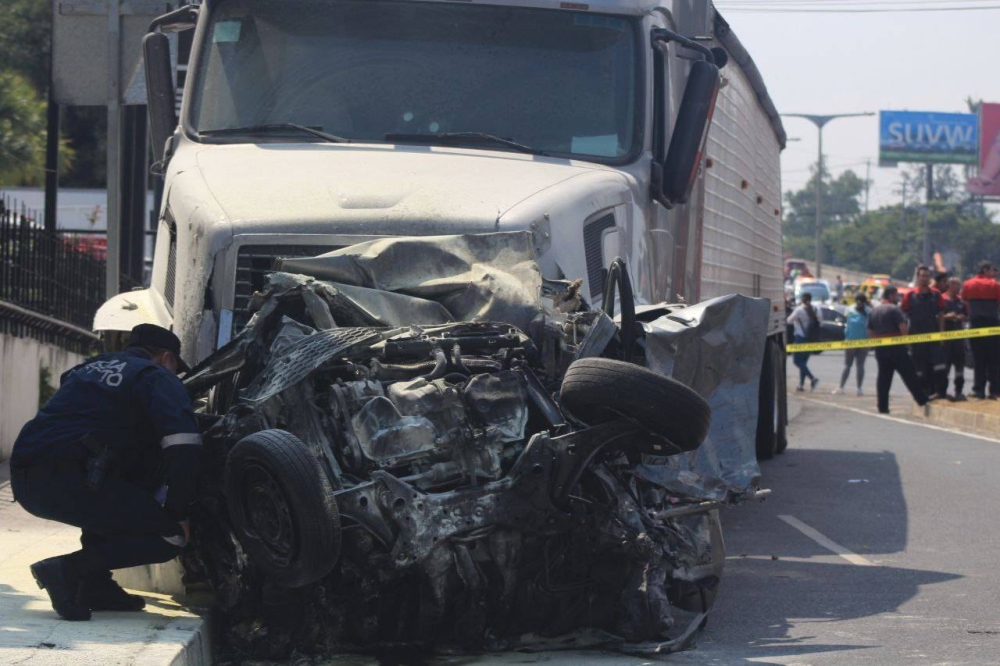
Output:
[0, 193, 106, 347]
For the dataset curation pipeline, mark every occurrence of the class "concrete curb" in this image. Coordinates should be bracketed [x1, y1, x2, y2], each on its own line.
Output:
[0, 462, 212, 666]
[132, 614, 212, 666]
[912, 402, 1000, 440]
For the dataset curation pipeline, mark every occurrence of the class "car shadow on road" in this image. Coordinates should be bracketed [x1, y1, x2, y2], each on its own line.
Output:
[695, 445, 962, 663]
[701, 556, 961, 663]
[755, 445, 909, 556]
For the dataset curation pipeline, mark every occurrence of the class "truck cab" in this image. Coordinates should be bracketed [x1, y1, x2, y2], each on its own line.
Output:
[96, 0, 787, 456]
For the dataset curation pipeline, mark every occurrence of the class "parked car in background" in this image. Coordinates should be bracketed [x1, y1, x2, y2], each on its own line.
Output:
[784, 258, 812, 281]
[860, 274, 892, 298]
[794, 278, 832, 305]
[786, 302, 845, 353]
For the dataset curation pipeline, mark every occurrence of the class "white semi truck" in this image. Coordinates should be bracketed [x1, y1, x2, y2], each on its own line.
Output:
[96, 0, 787, 458]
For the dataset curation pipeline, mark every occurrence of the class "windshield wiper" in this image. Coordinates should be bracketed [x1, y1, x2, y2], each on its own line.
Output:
[384, 131, 547, 156]
[200, 122, 350, 143]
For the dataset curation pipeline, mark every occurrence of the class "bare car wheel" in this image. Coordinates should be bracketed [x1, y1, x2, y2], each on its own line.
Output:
[224, 429, 341, 588]
[559, 358, 711, 452]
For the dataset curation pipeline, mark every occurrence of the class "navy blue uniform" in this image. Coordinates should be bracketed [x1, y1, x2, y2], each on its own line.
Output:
[10, 349, 202, 573]
[940, 295, 968, 396]
[901, 288, 946, 397]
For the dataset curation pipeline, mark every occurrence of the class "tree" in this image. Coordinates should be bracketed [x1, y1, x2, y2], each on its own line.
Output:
[0, 72, 74, 186]
[0, 72, 47, 184]
[0, 0, 103, 188]
[820, 197, 996, 280]
[782, 159, 865, 256]
[0, 0, 51, 92]
[898, 163, 967, 204]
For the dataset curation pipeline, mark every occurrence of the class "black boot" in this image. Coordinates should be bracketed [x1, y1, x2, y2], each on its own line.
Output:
[78, 571, 145, 612]
[30, 556, 91, 621]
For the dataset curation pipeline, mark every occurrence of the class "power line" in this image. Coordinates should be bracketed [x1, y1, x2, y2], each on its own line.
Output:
[719, 0, 998, 5]
[717, 1, 1000, 12]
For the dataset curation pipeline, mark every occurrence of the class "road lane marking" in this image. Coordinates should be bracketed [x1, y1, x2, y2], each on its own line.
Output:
[796, 396, 1000, 444]
[778, 515, 876, 567]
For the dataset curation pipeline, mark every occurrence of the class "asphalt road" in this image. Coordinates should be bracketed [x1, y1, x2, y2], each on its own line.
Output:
[676, 391, 1000, 665]
[789, 348, 924, 408]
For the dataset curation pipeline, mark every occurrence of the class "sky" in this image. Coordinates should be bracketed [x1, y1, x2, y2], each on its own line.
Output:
[714, 1, 999, 211]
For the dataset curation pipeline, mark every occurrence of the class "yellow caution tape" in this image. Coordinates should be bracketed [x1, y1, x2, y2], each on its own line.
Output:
[786, 326, 1000, 353]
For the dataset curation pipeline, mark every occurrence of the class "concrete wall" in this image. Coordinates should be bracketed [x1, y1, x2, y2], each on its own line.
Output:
[0, 332, 187, 597]
[0, 333, 85, 460]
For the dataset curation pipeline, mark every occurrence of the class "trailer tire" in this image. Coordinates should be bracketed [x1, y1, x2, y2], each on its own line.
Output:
[774, 340, 789, 454]
[560, 358, 711, 452]
[756, 339, 788, 460]
[756, 341, 777, 460]
[225, 429, 341, 588]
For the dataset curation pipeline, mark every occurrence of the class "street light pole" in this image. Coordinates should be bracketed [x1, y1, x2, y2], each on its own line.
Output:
[782, 112, 874, 279]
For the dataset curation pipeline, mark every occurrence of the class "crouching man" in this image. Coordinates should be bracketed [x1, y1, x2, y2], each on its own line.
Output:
[9, 324, 201, 621]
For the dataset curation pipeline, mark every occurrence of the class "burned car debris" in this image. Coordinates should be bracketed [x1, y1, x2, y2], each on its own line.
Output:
[180, 233, 769, 658]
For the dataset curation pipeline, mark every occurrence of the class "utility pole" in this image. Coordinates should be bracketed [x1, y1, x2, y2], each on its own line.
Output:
[106, 0, 122, 299]
[782, 112, 874, 279]
[901, 180, 908, 256]
[923, 163, 933, 266]
[864, 160, 871, 219]
[921, 204, 930, 266]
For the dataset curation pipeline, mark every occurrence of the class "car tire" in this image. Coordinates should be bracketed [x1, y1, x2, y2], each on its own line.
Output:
[559, 358, 711, 452]
[224, 429, 341, 588]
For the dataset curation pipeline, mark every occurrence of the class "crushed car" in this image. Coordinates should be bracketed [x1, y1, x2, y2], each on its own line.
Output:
[179, 233, 770, 659]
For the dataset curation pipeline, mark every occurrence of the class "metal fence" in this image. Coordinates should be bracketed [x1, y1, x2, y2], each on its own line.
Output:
[0, 193, 105, 350]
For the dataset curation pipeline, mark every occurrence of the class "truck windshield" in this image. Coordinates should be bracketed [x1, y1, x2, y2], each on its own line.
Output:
[187, 0, 639, 160]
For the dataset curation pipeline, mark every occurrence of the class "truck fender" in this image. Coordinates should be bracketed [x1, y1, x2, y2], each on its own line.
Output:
[93, 288, 172, 335]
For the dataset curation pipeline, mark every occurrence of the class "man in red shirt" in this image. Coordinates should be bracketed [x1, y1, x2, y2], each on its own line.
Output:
[961, 261, 1000, 399]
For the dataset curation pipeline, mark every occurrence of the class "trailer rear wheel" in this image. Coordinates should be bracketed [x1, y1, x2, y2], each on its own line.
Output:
[774, 340, 789, 454]
[756, 338, 787, 460]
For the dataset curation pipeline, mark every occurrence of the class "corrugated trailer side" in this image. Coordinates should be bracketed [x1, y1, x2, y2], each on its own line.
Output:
[702, 10, 788, 459]
[700, 13, 786, 339]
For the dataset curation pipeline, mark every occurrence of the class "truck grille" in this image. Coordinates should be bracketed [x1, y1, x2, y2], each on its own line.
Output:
[583, 213, 616, 300]
[233, 244, 340, 329]
[164, 222, 177, 308]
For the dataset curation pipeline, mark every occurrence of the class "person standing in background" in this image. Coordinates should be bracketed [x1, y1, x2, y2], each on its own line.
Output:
[868, 286, 929, 415]
[834, 275, 845, 303]
[833, 293, 871, 396]
[962, 261, 1000, 399]
[901, 266, 946, 400]
[941, 276, 968, 401]
[787, 292, 820, 392]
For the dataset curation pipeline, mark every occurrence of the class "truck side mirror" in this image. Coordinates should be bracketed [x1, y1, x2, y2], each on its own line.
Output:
[143, 31, 176, 166]
[654, 60, 720, 207]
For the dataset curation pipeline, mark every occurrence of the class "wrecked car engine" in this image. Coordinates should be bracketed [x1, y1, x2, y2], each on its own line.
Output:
[180, 233, 767, 658]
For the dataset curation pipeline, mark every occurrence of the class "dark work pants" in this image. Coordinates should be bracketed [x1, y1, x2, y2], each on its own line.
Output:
[969, 317, 1000, 396]
[875, 346, 928, 413]
[10, 463, 182, 573]
[909, 341, 946, 397]
[792, 334, 815, 386]
[942, 340, 966, 396]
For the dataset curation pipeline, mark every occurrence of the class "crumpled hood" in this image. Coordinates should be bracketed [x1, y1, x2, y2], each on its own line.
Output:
[192, 143, 605, 234]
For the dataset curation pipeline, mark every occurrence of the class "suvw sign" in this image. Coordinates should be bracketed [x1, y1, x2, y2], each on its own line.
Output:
[879, 111, 978, 165]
